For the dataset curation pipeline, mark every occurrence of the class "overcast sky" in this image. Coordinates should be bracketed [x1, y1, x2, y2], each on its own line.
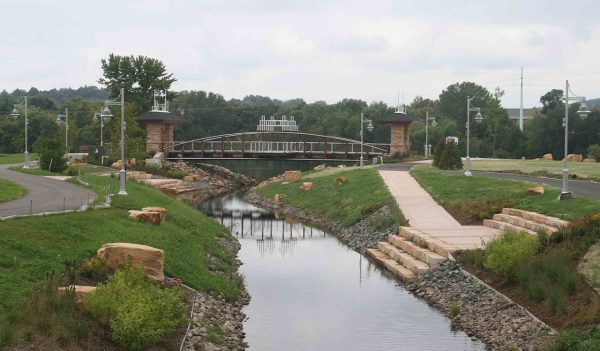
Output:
[1, 0, 599, 107]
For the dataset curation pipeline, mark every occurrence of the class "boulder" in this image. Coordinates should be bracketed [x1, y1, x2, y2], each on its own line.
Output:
[129, 158, 137, 167]
[314, 164, 327, 171]
[300, 182, 313, 191]
[335, 177, 347, 185]
[337, 165, 346, 168]
[58, 285, 97, 308]
[567, 154, 583, 162]
[97, 243, 165, 283]
[111, 160, 122, 169]
[273, 193, 285, 202]
[183, 175, 195, 182]
[128, 210, 163, 225]
[283, 170, 303, 183]
[584, 158, 597, 163]
[542, 153, 553, 161]
[141, 207, 167, 221]
[527, 186, 545, 195]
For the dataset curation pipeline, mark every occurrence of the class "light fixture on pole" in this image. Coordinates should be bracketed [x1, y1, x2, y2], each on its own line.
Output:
[56, 108, 69, 153]
[464, 97, 484, 176]
[102, 88, 127, 195]
[94, 107, 113, 147]
[559, 80, 589, 200]
[360, 112, 374, 167]
[9, 96, 31, 169]
[424, 110, 437, 157]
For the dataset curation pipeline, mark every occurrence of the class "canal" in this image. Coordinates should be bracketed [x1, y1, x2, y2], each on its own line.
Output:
[193, 192, 486, 351]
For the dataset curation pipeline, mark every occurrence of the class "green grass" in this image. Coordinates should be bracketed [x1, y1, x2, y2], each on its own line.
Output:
[0, 154, 38, 165]
[9, 166, 57, 176]
[255, 168, 405, 226]
[470, 159, 600, 181]
[0, 179, 26, 203]
[0, 175, 241, 326]
[9, 164, 114, 177]
[411, 165, 600, 220]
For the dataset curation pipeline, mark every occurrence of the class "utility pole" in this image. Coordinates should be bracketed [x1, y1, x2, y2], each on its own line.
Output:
[519, 67, 524, 132]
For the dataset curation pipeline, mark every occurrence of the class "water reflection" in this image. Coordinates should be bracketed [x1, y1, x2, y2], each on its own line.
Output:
[193, 192, 486, 351]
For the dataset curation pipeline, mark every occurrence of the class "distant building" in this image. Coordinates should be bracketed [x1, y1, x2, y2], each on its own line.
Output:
[504, 108, 540, 126]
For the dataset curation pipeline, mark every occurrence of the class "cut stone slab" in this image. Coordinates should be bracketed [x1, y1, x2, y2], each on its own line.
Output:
[142, 207, 167, 221]
[578, 242, 600, 295]
[97, 243, 165, 283]
[58, 285, 97, 307]
[366, 248, 416, 281]
[283, 170, 303, 183]
[128, 210, 163, 225]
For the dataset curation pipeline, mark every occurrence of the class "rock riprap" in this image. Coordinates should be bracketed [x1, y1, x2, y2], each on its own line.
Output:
[97, 243, 165, 283]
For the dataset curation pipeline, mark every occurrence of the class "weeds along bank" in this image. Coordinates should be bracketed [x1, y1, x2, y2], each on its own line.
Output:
[0, 170, 248, 350]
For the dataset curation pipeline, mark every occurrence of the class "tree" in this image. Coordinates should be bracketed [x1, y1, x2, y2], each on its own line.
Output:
[540, 89, 563, 113]
[98, 54, 177, 112]
[437, 82, 492, 133]
[37, 138, 67, 172]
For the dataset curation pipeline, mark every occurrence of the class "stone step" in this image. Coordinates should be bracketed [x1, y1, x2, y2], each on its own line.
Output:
[398, 227, 457, 258]
[493, 213, 558, 234]
[387, 235, 447, 268]
[366, 248, 416, 281]
[483, 219, 537, 235]
[502, 208, 569, 229]
[377, 242, 430, 275]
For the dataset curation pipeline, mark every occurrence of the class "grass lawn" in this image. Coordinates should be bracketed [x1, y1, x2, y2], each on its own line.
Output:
[0, 154, 38, 165]
[411, 165, 600, 221]
[254, 168, 406, 227]
[470, 159, 600, 181]
[9, 164, 114, 176]
[0, 179, 26, 203]
[0, 175, 241, 332]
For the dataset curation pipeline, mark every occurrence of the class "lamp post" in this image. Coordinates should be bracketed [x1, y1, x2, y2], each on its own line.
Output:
[559, 80, 590, 200]
[93, 109, 111, 146]
[101, 88, 127, 195]
[360, 112, 374, 167]
[9, 96, 30, 169]
[464, 97, 484, 176]
[424, 110, 437, 157]
[56, 108, 69, 153]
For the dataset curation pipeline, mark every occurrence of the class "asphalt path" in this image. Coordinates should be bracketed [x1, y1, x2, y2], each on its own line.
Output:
[378, 162, 600, 200]
[0, 164, 97, 217]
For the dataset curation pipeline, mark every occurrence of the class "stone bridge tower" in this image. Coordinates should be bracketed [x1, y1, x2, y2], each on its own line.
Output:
[379, 109, 417, 156]
[137, 91, 186, 154]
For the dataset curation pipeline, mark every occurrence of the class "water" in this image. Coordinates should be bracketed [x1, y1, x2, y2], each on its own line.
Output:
[194, 193, 486, 351]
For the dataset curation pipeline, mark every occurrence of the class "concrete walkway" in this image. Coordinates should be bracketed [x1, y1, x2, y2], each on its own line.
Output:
[378, 163, 500, 250]
[0, 164, 97, 217]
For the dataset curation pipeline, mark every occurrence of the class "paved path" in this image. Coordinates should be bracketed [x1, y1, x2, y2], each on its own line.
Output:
[471, 171, 600, 200]
[378, 163, 500, 250]
[0, 164, 97, 217]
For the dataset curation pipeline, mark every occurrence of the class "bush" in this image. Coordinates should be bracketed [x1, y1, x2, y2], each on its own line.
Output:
[588, 144, 600, 162]
[433, 140, 463, 170]
[37, 139, 67, 173]
[84, 266, 187, 350]
[484, 231, 539, 277]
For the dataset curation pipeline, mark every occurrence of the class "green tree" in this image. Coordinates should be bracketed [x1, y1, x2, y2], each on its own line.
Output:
[37, 138, 67, 172]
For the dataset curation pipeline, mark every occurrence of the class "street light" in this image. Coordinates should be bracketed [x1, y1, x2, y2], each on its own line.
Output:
[94, 108, 112, 146]
[464, 97, 484, 176]
[424, 110, 437, 157]
[102, 88, 127, 195]
[9, 96, 31, 169]
[559, 80, 589, 200]
[360, 112, 374, 167]
[55, 108, 69, 153]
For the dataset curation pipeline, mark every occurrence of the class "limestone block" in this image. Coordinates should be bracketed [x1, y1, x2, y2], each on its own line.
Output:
[128, 210, 163, 225]
[183, 175, 195, 182]
[283, 170, 303, 183]
[97, 243, 165, 283]
[111, 160, 122, 169]
[58, 285, 97, 308]
[335, 176, 347, 185]
[527, 186, 545, 195]
[274, 193, 285, 202]
[300, 182, 313, 191]
[567, 154, 583, 162]
[314, 164, 327, 171]
[542, 153, 553, 160]
[141, 207, 167, 222]
[584, 158, 597, 163]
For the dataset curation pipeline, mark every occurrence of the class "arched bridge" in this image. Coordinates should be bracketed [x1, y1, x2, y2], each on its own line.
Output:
[167, 132, 390, 161]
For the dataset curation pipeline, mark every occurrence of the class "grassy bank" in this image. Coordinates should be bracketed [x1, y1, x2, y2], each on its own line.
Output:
[9, 164, 113, 176]
[254, 168, 405, 226]
[0, 154, 38, 165]
[470, 159, 600, 181]
[411, 165, 600, 221]
[0, 174, 242, 345]
[0, 179, 26, 203]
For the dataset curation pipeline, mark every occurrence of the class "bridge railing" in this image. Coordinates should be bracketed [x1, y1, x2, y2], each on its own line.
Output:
[171, 140, 389, 155]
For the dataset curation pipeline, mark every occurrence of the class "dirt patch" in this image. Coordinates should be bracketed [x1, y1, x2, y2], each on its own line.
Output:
[456, 251, 600, 330]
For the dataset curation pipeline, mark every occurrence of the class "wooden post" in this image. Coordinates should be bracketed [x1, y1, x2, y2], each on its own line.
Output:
[221, 136, 225, 158]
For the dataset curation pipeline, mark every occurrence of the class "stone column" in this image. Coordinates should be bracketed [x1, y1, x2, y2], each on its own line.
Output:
[146, 122, 163, 154]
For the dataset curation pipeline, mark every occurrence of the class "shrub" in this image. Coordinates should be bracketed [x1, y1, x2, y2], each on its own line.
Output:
[588, 144, 600, 162]
[85, 266, 187, 350]
[449, 302, 461, 318]
[433, 140, 462, 170]
[484, 231, 539, 277]
[37, 139, 67, 173]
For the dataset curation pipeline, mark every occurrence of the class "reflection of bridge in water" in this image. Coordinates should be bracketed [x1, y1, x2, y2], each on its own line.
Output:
[215, 213, 327, 257]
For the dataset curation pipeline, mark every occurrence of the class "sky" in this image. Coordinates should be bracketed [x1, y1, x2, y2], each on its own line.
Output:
[1, 0, 599, 108]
